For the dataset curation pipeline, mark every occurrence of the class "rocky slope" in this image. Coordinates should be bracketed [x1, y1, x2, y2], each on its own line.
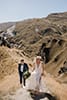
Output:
[10, 12, 67, 57]
[0, 12, 67, 100]
[0, 22, 16, 32]
[11, 12, 67, 81]
[0, 12, 67, 80]
[0, 12, 67, 75]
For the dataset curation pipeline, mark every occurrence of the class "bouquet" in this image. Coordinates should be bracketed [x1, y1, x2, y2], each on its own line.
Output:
[23, 71, 31, 79]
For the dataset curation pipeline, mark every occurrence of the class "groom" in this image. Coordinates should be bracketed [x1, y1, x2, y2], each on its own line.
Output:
[18, 59, 29, 88]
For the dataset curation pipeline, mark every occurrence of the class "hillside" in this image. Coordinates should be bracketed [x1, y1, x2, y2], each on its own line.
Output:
[11, 12, 67, 57]
[0, 47, 19, 79]
[0, 22, 16, 32]
[12, 12, 67, 77]
[0, 12, 67, 80]
[0, 12, 67, 100]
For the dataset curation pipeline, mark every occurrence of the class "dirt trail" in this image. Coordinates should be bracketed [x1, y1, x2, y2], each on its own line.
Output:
[0, 70, 67, 100]
[0, 72, 51, 100]
[0, 48, 67, 100]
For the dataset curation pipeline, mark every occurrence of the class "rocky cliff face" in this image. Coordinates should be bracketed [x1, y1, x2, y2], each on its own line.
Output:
[0, 12, 67, 80]
[12, 12, 67, 53]
[0, 12, 67, 100]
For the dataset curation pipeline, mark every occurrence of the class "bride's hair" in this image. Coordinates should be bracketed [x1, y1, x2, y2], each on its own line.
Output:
[33, 56, 42, 64]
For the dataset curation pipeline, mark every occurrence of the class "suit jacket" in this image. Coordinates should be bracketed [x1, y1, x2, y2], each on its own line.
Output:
[18, 63, 29, 74]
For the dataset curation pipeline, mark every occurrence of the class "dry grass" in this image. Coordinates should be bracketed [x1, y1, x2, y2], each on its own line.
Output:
[0, 12, 67, 100]
[0, 46, 22, 80]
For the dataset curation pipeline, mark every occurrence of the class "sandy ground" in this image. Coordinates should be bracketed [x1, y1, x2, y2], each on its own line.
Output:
[44, 75, 67, 100]
[0, 48, 67, 100]
[0, 72, 51, 100]
[0, 71, 67, 100]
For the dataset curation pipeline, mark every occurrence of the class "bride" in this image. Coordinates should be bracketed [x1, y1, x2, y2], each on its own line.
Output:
[26, 56, 45, 92]
[33, 56, 44, 90]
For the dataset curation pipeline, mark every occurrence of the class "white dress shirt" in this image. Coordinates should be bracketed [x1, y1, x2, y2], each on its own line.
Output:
[21, 65, 24, 72]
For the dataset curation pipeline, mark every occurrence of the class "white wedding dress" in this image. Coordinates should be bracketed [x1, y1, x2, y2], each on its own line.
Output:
[26, 63, 50, 93]
[26, 64, 44, 91]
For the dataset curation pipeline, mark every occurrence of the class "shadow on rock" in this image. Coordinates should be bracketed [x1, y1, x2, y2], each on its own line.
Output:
[30, 92, 56, 100]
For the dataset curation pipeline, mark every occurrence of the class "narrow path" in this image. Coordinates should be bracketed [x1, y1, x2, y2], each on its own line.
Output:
[0, 72, 67, 100]
[3, 76, 51, 100]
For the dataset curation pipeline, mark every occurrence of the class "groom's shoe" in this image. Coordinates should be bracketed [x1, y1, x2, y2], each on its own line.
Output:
[23, 85, 26, 89]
